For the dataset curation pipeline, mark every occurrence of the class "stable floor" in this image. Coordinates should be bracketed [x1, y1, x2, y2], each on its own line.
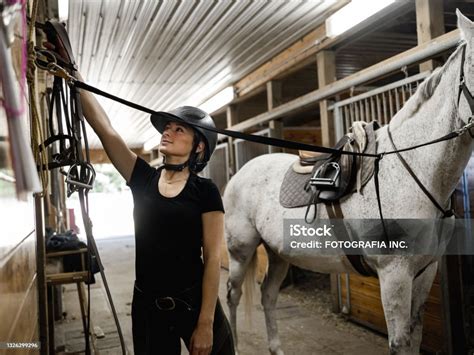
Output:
[54, 236, 388, 355]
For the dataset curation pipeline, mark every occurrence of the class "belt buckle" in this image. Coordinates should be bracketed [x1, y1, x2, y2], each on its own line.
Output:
[155, 296, 176, 311]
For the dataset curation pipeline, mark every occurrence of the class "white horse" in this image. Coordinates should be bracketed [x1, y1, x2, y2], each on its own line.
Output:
[223, 10, 474, 355]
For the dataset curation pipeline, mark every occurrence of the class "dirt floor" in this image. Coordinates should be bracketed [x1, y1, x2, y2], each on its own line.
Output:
[54, 236, 388, 354]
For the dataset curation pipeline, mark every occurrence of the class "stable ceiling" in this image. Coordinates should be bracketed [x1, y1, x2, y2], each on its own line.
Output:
[66, 0, 343, 149]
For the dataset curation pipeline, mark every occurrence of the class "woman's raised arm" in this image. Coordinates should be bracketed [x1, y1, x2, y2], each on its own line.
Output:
[77, 72, 137, 183]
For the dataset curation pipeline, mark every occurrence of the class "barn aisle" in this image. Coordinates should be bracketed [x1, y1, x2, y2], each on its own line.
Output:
[54, 236, 387, 354]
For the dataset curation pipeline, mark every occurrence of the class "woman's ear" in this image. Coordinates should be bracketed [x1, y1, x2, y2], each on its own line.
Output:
[195, 141, 205, 154]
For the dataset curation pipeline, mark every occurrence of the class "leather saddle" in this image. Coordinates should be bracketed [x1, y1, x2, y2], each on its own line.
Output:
[280, 121, 380, 210]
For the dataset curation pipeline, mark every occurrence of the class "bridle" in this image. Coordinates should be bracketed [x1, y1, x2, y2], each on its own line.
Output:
[385, 43, 474, 224]
[457, 44, 474, 136]
[35, 20, 126, 355]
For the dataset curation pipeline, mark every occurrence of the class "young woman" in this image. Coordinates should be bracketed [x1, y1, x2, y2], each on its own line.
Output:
[46, 41, 235, 354]
[87, 94, 235, 355]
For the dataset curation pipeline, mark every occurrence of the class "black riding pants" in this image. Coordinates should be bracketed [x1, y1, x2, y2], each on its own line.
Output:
[132, 282, 235, 355]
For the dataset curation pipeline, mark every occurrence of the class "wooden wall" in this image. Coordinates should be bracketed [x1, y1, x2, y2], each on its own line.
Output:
[339, 273, 443, 352]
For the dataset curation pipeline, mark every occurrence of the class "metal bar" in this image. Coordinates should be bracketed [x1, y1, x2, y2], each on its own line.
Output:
[370, 96, 375, 122]
[382, 93, 388, 125]
[349, 103, 355, 128]
[328, 71, 430, 110]
[376, 94, 382, 122]
[344, 106, 350, 134]
[334, 107, 344, 140]
[395, 87, 400, 112]
[388, 90, 394, 119]
[363, 99, 369, 122]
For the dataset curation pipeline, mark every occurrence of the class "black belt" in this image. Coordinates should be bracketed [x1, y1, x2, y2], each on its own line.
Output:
[134, 281, 201, 311]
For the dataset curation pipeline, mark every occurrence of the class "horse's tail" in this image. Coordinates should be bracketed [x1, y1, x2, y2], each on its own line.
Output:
[243, 249, 258, 325]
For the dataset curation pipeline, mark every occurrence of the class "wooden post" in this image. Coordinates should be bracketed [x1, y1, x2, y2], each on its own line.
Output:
[266, 80, 282, 110]
[268, 120, 283, 154]
[317, 50, 339, 311]
[440, 255, 466, 354]
[266, 80, 283, 153]
[35, 194, 49, 355]
[317, 50, 336, 147]
[416, 0, 444, 72]
[226, 104, 238, 176]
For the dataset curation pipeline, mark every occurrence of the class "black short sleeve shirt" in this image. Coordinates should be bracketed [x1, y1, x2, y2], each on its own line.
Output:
[127, 156, 224, 293]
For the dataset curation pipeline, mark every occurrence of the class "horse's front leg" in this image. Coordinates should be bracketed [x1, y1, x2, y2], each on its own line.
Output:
[409, 261, 438, 354]
[378, 262, 413, 355]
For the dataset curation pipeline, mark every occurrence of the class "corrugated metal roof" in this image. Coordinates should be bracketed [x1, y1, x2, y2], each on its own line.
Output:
[66, 0, 343, 148]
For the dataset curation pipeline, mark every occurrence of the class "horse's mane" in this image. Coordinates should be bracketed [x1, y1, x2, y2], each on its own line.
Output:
[397, 42, 465, 121]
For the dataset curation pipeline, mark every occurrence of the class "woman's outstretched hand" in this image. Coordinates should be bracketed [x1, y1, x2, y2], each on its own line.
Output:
[190, 323, 213, 355]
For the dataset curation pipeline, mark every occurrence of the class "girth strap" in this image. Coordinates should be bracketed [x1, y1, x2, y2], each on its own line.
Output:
[325, 203, 377, 278]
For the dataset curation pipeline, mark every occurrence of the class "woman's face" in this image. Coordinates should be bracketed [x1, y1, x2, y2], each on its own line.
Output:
[159, 121, 201, 159]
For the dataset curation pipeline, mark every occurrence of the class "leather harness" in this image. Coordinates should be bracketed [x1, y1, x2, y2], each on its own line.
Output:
[35, 20, 126, 355]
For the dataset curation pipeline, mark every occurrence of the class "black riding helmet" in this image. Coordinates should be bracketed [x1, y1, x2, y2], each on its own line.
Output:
[150, 106, 217, 172]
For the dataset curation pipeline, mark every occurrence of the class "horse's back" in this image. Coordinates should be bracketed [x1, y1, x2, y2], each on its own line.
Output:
[223, 153, 297, 208]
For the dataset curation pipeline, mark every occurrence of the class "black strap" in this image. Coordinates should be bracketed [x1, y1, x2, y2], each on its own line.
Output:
[373, 155, 391, 247]
[72, 80, 377, 158]
[325, 203, 377, 277]
[387, 126, 453, 218]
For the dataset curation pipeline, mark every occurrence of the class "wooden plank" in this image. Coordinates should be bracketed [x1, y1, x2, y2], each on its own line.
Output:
[416, 0, 445, 72]
[46, 271, 90, 285]
[0, 235, 37, 340]
[330, 274, 339, 312]
[317, 50, 336, 147]
[441, 255, 466, 354]
[235, 23, 329, 97]
[226, 104, 238, 175]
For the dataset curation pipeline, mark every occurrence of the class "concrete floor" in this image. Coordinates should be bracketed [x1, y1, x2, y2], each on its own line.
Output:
[55, 236, 388, 355]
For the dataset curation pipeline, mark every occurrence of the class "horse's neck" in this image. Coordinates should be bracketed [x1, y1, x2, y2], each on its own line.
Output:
[388, 53, 472, 206]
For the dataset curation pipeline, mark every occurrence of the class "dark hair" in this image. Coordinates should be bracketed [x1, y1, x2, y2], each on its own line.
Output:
[189, 130, 206, 173]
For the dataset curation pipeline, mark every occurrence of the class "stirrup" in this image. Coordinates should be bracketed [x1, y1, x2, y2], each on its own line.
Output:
[310, 162, 341, 189]
[62, 162, 95, 197]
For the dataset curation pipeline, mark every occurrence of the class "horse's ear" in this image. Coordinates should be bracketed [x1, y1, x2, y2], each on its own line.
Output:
[457, 9, 474, 41]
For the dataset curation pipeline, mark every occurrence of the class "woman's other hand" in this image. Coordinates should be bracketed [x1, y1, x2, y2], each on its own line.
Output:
[190, 323, 213, 355]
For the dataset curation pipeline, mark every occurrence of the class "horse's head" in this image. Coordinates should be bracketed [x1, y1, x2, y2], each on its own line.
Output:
[457, 9, 474, 125]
